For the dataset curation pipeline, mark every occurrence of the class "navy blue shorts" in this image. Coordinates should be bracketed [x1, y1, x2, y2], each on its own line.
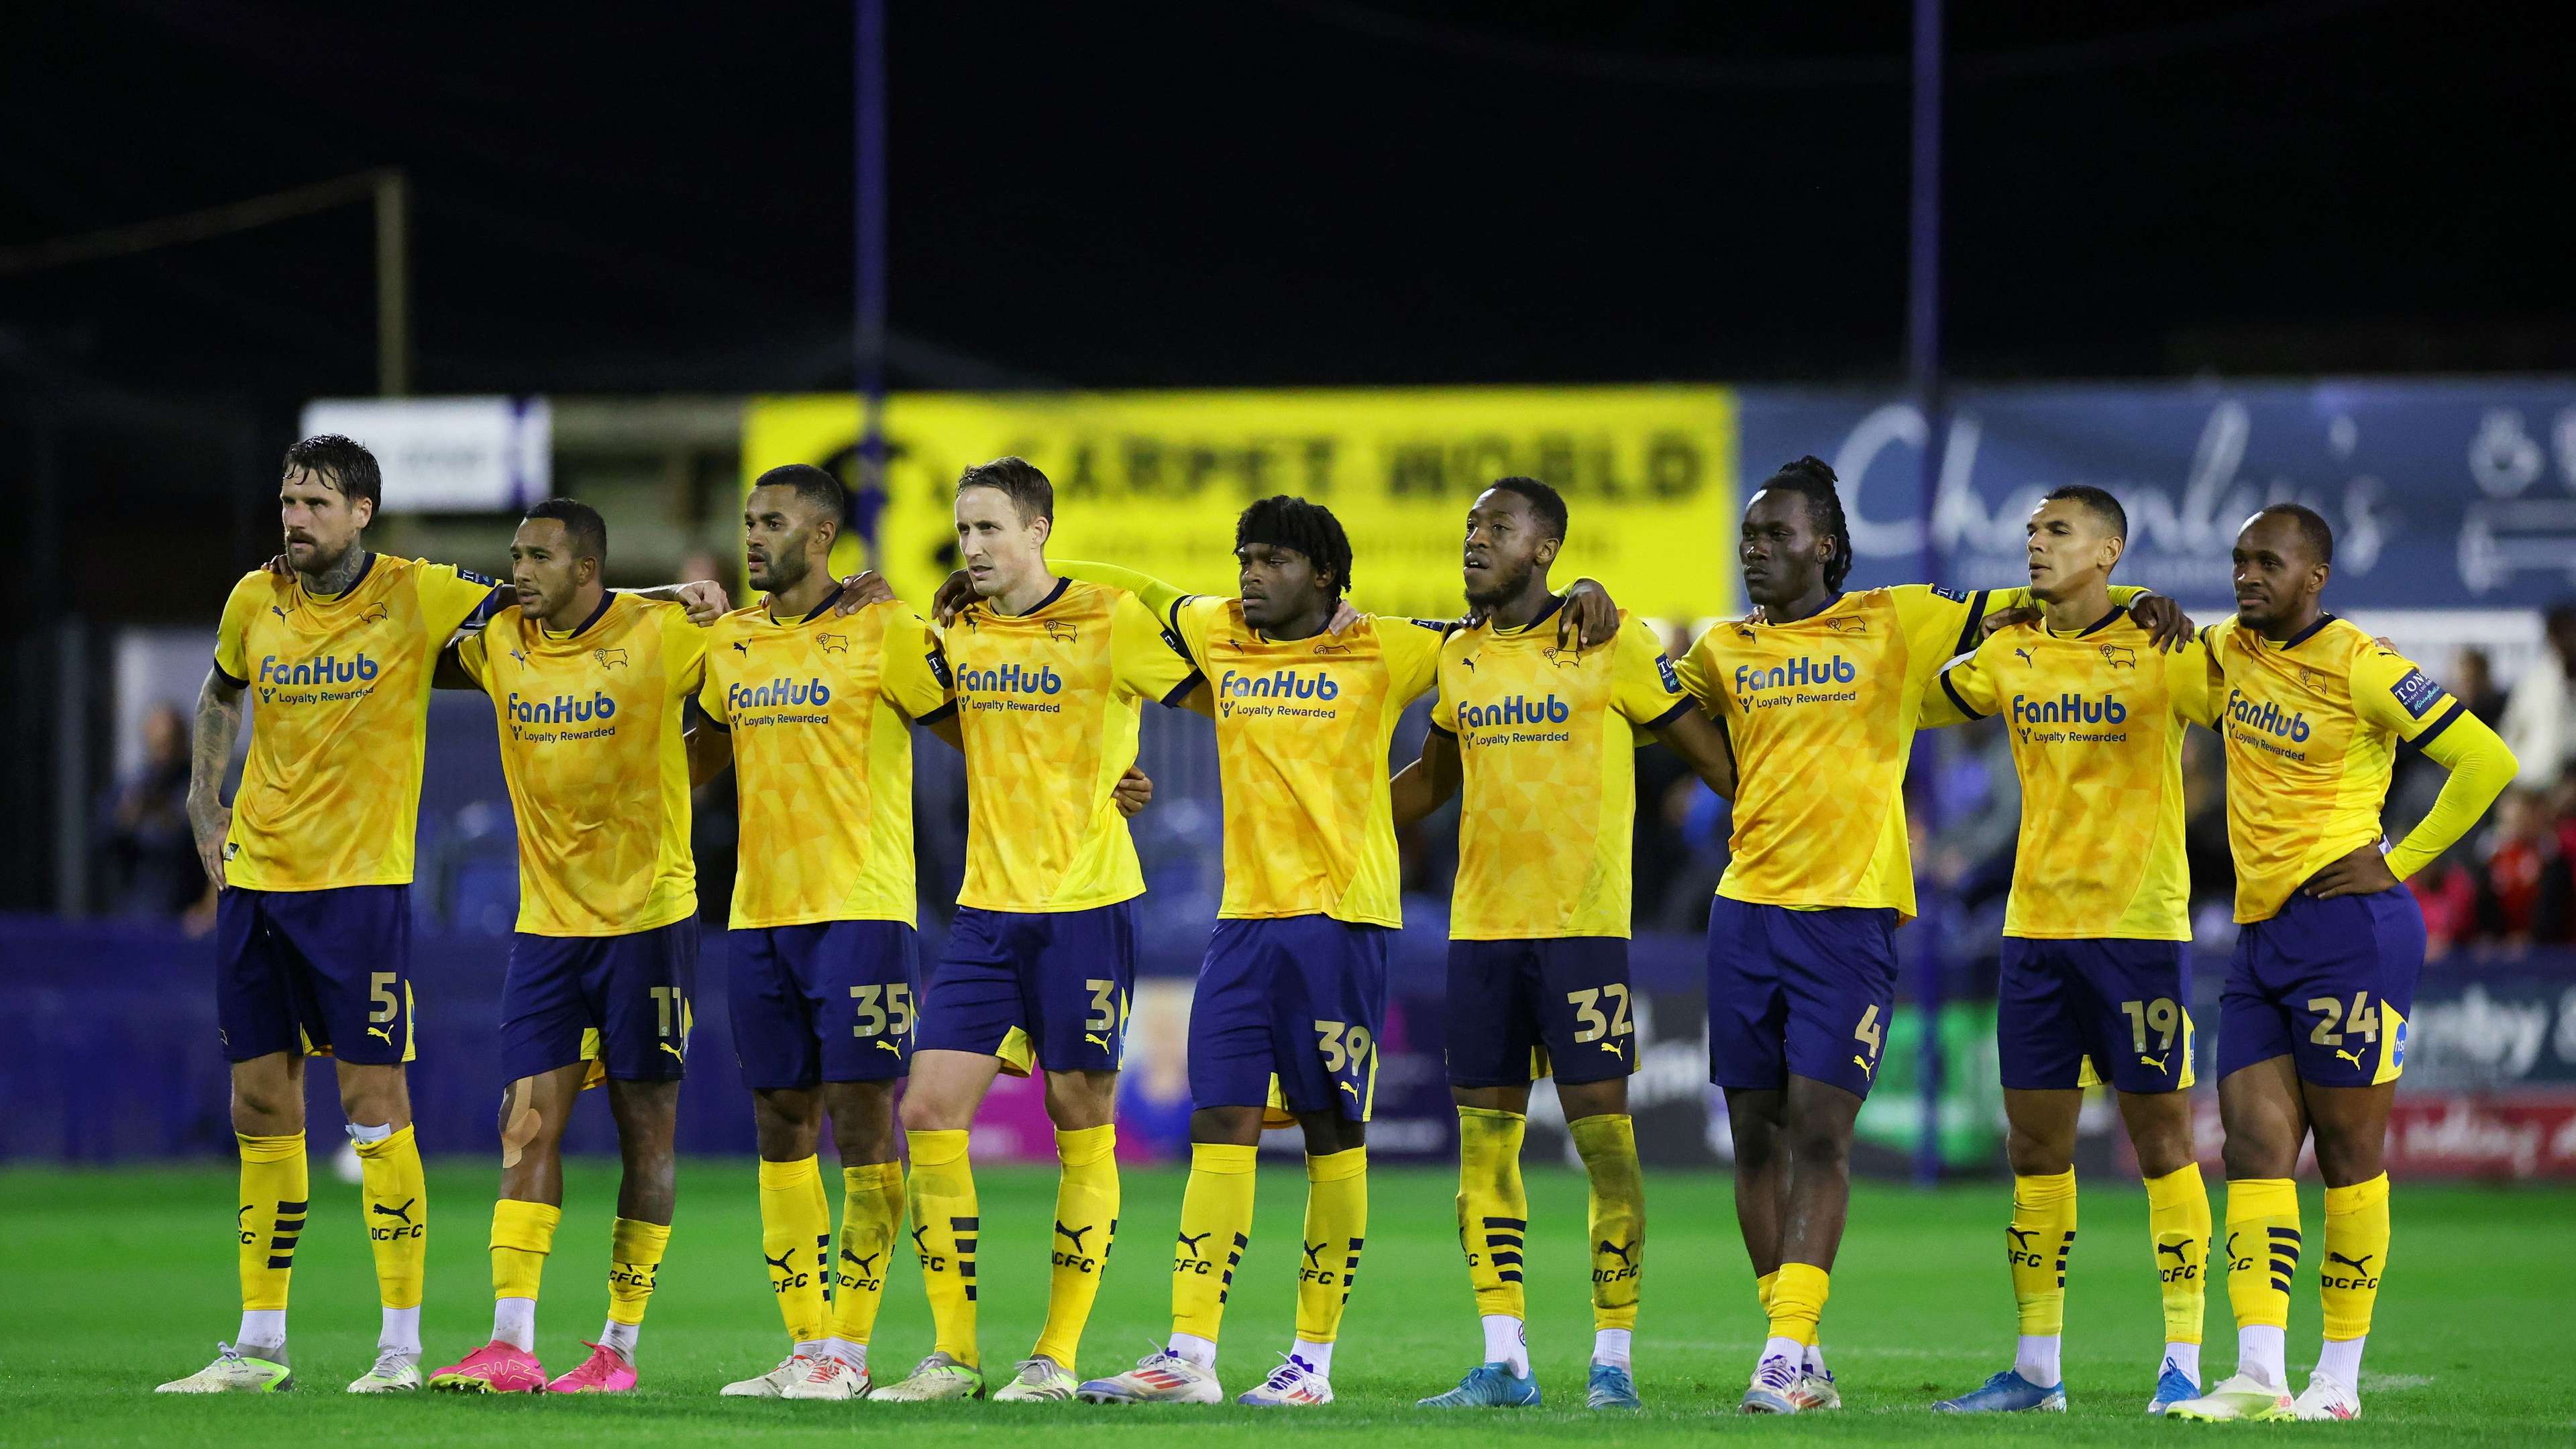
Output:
[2218, 886, 2423, 1088]
[1191, 916, 1391, 1120]
[728, 920, 918, 1089]
[1997, 936, 2193, 1094]
[917, 901, 1136, 1075]
[1445, 936, 1636, 1088]
[500, 920, 698, 1083]
[1706, 897, 1898, 1099]
[214, 885, 413, 1065]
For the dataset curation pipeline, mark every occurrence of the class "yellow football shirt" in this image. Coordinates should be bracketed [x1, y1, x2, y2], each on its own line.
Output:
[213, 553, 502, 891]
[453, 594, 705, 936]
[946, 579, 1201, 913]
[1922, 611, 2217, 940]
[1168, 597, 1446, 927]
[698, 598, 955, 929]
[1677, 584, 2133, 922]
[2205, 614, 2465, 924]
[1432, 608, 1690, 940]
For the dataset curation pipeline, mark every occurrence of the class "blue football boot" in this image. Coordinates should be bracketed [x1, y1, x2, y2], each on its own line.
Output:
[1934, 1367, 2067, 1413]
[1416, 1362, 1542, 1409]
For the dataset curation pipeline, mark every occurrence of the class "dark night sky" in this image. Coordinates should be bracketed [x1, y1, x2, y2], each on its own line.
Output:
[4, 1, 2569, 402]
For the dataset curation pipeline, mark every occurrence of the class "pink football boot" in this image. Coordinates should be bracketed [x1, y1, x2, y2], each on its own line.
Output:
[427, 1340, 548, 1393]
[547, 1341, 639, 1393]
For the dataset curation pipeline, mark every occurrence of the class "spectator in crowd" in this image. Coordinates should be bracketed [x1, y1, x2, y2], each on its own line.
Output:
[2500, 603, 2576, 789]
[93, 701, 213, 928]
[2452, 645, 2509, 723]
[2406, 847, 2481, 959]
[2476, 788, 2573, 945]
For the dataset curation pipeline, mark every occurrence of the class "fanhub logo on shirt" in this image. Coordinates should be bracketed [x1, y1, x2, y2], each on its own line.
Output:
[727, 677, 832, 710]
[1458, 693, 1571, 729]
[508, 690, 617, 724]
[957, 662, 1062, 696]
[258, 651, 378, 686]
[2011, 692, 2128, 726]
[1220, 667, 1339, 702]
[2226, 688, 2310, 742]
[1733, 655, 1858, 697]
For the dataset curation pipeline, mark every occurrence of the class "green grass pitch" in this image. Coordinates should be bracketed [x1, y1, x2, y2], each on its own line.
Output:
[5, 1160, 2571, 1445]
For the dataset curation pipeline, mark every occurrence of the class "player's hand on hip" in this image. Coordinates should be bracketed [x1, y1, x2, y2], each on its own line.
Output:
[2128, 592, 2196, 651]
[1561, 578, 1617, 651]
[674, 578, 731, 624]
[2302, 843, 2400, 900]
[191, 804, 231, 891]
[829, 569, 896, 616]
[1113, 765, 1154, 817]
[932, 570, 973, 626]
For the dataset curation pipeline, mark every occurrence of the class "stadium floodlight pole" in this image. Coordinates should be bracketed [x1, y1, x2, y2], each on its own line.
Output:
[853, 0, 890, 572]
[1904, 0, 1947, 1189]
[374, 169, 410, 397]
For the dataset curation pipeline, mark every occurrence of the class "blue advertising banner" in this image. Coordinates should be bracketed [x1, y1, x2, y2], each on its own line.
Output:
[1737, 380, 2576, 611]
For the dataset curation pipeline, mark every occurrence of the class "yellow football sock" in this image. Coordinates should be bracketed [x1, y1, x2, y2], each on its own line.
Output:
[1170, 1142, 1257, 1343]
[1756, 1268, 1779, 1317]
[756, 1156, 829, 1343]
[1294, 1147, 1368, 1346]
[236, 1132, 308, 1315]
[1454, 1108, 1528, 1320]
[2320, 1173, 2390, 1342]
[1033, 1124, 1120, 1369]
[830, 1161, 903, 1347]
[2008, 1168, 2078, 1336]
[2224, 1177, 2301, 1332]
[605, 1217, 669, 1326]
[2145, 1163, 2210, 1345]
[906, 1128, 981, 1367]
[1768, 1261, 1829, 1344]
[491, 1197, 560, 1301]
[352, 1124, 427, 1311]
[1571, 1113, 1644, 1333]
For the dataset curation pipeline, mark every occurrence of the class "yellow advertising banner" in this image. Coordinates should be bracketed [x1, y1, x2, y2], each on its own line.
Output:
[741, 386, 1736, 622]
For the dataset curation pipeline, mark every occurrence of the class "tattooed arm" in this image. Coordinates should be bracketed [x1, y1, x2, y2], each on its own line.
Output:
[188, 667, 246, 890]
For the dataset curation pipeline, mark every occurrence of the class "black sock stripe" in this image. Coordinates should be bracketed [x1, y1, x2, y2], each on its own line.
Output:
[276, 1199, 308, 1213]
[267, 1255, 295, 1268]
[1481, 1216, 1526, 1230]
[1497, 1270, 1523, 1283]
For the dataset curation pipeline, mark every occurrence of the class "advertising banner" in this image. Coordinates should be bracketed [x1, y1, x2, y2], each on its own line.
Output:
[1737, 380, 2576, 612]
[743, 387, 1737, 623]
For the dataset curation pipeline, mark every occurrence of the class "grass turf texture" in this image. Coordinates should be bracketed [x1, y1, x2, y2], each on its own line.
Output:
[5, 1161, 2571, 1446]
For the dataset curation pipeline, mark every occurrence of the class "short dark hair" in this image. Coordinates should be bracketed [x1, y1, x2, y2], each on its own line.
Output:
[282, 434, 382, 509]
[956, 455, 1054, 523]
[1759, 455, 1853, 592]
[2253, 502, 2334, 566]
[1485, 476, 1568, 543]
[752, 463, 847, 523]
[2041, 483, 2127, 539]
[525, 497, 607, 564]
[1236, 494, 1354, 597]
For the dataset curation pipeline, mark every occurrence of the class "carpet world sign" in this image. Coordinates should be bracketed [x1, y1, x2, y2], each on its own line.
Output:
[743, 387, 1737, 623]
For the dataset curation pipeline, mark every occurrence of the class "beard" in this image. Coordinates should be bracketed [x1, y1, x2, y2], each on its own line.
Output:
[1464, 559, 1534, 611]
[760, 545, 812, 594]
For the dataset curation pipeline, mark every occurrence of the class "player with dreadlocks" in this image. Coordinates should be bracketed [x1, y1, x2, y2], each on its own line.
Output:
[947, 495, 1617, 1408]
[1672, 458, 2191, 1414]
